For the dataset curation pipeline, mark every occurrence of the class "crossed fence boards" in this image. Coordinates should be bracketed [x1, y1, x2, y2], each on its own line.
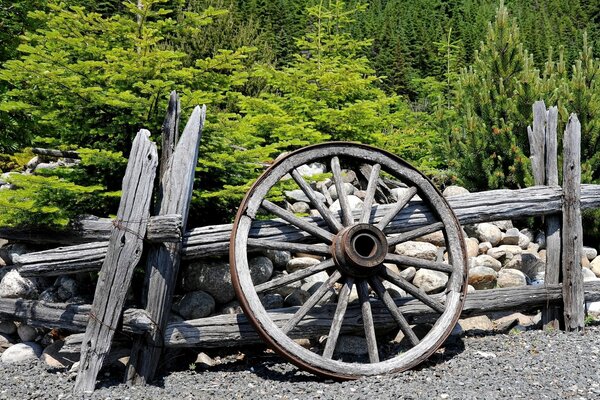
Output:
[0, 97, 595, 392]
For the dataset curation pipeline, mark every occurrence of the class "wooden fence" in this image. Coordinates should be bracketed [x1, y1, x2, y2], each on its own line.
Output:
[0, 96, 597, 392]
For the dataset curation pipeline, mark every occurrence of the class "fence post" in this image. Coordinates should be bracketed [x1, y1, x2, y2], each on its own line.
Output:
[543, 106, 562, 329]
[74, 130, 158, 393]
[527, 101, 547, 186]
[126, 104, 205, 385]
[562, 114, 585, 331]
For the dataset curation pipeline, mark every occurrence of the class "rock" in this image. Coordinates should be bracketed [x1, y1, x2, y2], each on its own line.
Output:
[1, 342, 42, 363]
[56, 276, 79, 301]
[486, 247, 506, 260]
[328, 182, 355, 200]
[284, 289, 310, 306]
[290, 201, 311, 214]
[469, 223, 502, 246]
[315, 178, 332, 191]
[354, 190, 367, 200]
[0, 321, 16, 335]
[382, 280, 406, 298]
[285, 189, 326, 203]
[395, 241, 437, 261]
[38, 287, 60, 303]
[471, 254, 502, 271]
[534, 231, 546, 249]
[497, 245, 523, 256]
[459, 315, 494, 333]
[518, 233, 531, 250]
[286, 257, 320, 273]
[465, 238, 479, 258]
[517, 253, 545, 280]
[468, 266, 497, 290]
[259, 293, 284, 310]
[525, 242, 540, 254]
[195, 352, 215, 367]
[34, 162, 58, 171]
[415, 230, 446, 247]
[538, 249, 547, 263]
[7, 243, 29, 264]
[413, 269, 448, 294]
[584, 246, 598, 261]
[174, 291, 215, 319]
[218, 300, 242, 315]
[0, 333, 15, 352]
[329, 195, 363, 213]
[501, 228, 520, 245]
[478, 241, 492, 255]
[0, 270, 39, 299]
[180, 261, 235, 304]
[582, 256, 591, 269]
[587, 301, 600, 317]
[467, 285, 476, 293]
[391, 187, 415, 202]
[302, 271, 329, 286]
[341, 169, 358, 184]
[442, 185, 469, 197]
[263, 249, 292, 270]
[591, 256, 600, 277]
[249, 256, 273, 285]
[296, 162, 326, 177]
[399, 266, 416, 282]
[582, 267, 599, 282]
[26, 156, 40, 170]
[490, 220, 513, 231]
[497, 269, 527, 288]
[334, 335, 368, 356]
[41, 340, 78, 368]
[17, 324, 41, 342]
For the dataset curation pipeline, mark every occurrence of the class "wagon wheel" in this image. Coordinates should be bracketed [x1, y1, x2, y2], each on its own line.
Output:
[230, 142, 467, 380]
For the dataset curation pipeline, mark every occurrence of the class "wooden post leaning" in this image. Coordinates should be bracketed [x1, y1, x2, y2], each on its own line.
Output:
[126, 103, 206, 385]
[74, 130, 158, 393]
[562, 114, 585, 331]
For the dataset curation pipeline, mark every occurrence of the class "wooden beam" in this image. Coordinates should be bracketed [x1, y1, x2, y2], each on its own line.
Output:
[74, 130, 158, 393]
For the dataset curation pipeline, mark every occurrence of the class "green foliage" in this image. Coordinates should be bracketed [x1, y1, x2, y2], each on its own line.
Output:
[447, 2, 539, 190]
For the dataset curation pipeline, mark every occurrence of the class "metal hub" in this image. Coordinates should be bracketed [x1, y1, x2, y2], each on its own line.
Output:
[332, 223, 388, 278]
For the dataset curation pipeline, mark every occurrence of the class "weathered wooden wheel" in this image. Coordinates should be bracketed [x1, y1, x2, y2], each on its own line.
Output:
[230, 142, 467, 380]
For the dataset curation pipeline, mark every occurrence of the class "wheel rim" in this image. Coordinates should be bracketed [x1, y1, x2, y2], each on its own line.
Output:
[230, 142, 468, 379]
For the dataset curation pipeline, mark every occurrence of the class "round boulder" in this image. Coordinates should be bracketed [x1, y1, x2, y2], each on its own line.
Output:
[1, 342, 42, 363]
[286, 257, 320, 273]
[395, 241, 438, 261]
[468, 266, 497, 290]
[413, 269, 448, 294]
[0, 270, 39, 299]
[180, 261, 234, 304]
[174, 291, 215, 319]
[249, 256, 273, 285]
[497, 269, 527, 288]
[263, 249, 292, 270]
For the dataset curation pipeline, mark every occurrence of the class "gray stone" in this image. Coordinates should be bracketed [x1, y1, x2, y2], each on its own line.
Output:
[501, 228, 520, 246]
[0, 333, 15, 353]
[497, 269, 527, 288]
[465, 238, 479, 258]
[497, 245, 523, 256]
[399, 266, 416, 282]
[302, 271, 329, 286]
[520, 228, 536, 243]
[470, 223, 503, 246]
[583, 267, 599, 282]
[174, 291, 215, 319]
[471, 254, 502, 271]
[468, 266, 497, 290]
[329, 195, 363, 213]
[341, 169, 357, 184]
[38, 287, 60, 303]
[459, 315, 494, 332]
[249, 256, 273, 285]
[290, 201, 311, 214]
[518, 253, 545, 280]
[34, 162, 58, 171]
[218, 300, 242, 315]
[413, 269, 448, 294]
[286, 257, 320, 273]
[285, 189, 326, 203]
[534, 231, 546, 249]
[518, 233, 531, 249]
[591, 256, 600, 277]
[382, 280, 406, 298]
[490, 220, 514, 231]
[584, 246, 598, 261]
[328, 182, 355, 200]
[442, 185, 469, 197]
[195, 352, 215, 367]
[17, 324, 41, 342]
[284, 289, 310, 306]
[486, 247, 507, 260]
[56, 276, 78, 301]
[296, 162, 326, 177]
[41, 340, 78, 368]
[180, 261, 235, 304]
[259, 293, 284, 310]
[415, 230, 446, 247]
[263, 249, 292, 270]
[26, 156, 40, 170]
[0, 321, 16, 335]
[478, 241, 493, 255]
[7, 243, 29, 264]
[1, 342, 42, 363]
[395, 241, 437, 261]
[391, 187, 416, 202]
[334, 335, 368, 356]
[0, 270, 39, 299]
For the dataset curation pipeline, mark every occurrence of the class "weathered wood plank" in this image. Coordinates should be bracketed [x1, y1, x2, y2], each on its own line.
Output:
[126, 105, 205, 385]
[543, 105, 562, 329]
[528, 100, 547, 186]
[562, 114, 585, 331]
[74, 130, 158, 393]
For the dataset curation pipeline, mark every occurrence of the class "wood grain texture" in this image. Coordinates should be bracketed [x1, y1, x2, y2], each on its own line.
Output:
[562, 114, 585, 331]
[74, 130, 158, 393]
[126, 105, 205, 385]
[528, 100, 547, 186]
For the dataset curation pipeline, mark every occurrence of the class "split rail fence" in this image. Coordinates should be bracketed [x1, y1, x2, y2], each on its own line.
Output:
[0, 95, 598, 392]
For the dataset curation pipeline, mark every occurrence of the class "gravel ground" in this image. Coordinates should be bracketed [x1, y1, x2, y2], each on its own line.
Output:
[1, 326, 600, 400]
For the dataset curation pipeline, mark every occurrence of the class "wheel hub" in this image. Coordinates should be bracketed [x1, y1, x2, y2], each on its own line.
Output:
[332, 223, 388, 278]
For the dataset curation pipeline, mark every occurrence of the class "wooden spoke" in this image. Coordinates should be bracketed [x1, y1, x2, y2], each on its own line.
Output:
[281, 270, 342, 334]
[357, 280, 379, 363]
[291, 169, 343, 233]
[386, 222, 445, 247]
[331, 156, 353, 226]
[359, 163, 381, 224]
[247, 238, 331, 257]
[379, 266, 445, 314]
[255, 259, 335, 294]
[261, 199, 334, 243]
[384, 253, 453, 273]
[369, 277, 419, 346]
[323, 277, 354, 359]
[376, 186, 417, 230]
